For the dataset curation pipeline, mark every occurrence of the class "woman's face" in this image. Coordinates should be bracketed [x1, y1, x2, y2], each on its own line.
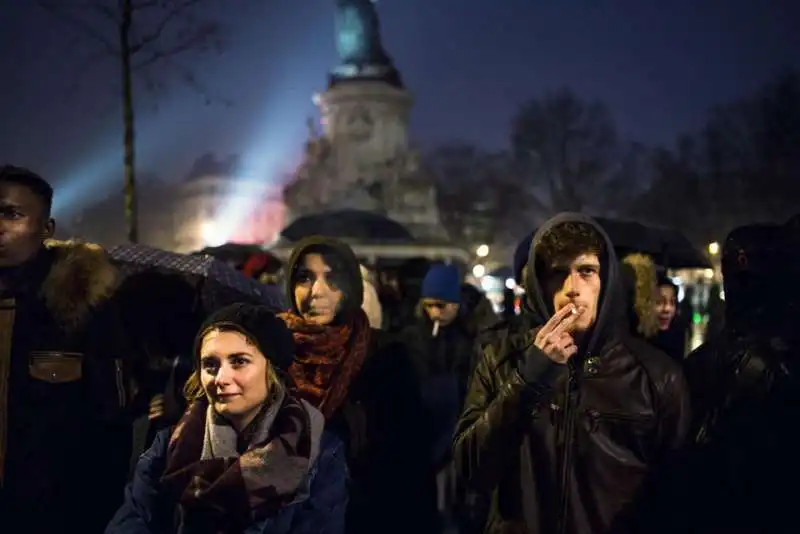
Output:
[655, 284, 677, 331]
[199, 329, 270, 431]
[293, 253, 344, 325]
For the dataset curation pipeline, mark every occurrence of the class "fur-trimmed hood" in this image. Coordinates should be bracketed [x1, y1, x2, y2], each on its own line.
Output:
[41, 239, 120, 329]
[620, 252, 659, 339]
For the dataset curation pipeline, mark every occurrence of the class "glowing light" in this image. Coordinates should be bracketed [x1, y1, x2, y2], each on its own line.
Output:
[703, 268, 715, 279]
[472, 264, 486, 278]
[692, 312, 703, 325]
[719, 289, 725, 301]
[708, 242, 720, 255]
[480, 277, 493, 292]
[505, 278, 516, 289]
[476, 244, 490, 258]
[200, 221, 225, 247]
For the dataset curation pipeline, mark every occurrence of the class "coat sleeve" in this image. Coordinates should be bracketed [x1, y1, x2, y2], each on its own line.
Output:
[105, 429, 171, 534]
[452, 343, 552, 492]
[292, 434, 349, 534]
[656, 362, 692, 455]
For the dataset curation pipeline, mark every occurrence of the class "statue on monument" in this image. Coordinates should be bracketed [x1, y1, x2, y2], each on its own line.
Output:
[332, 0, 402, 86]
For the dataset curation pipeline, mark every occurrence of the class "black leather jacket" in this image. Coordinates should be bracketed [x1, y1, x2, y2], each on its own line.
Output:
[453, 214, 691, 534]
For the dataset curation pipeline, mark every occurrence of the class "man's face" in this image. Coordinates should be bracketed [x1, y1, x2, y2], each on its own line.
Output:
[293, 253, 344, 325]
[422, 299, 459, 327]
[543, 253, 602, 334]
[0, 183, 53, 268]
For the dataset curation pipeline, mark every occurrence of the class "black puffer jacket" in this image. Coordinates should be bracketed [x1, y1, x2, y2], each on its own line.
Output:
[453, 213, 691, 534]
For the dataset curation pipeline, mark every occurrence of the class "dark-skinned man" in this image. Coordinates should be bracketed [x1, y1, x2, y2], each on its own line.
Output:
[0, 165, 138, 532]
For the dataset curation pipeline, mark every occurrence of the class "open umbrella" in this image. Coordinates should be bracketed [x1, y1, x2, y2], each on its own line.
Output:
[535, 217, 710, 269]
[281, 209, 415, 242]
[193, 242, 265, 270]
[109, 244, 287, 313]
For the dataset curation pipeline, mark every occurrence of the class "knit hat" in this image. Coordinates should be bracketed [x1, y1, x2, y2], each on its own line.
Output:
[194, 303, 295, 374]
[420, 264, 461, 304]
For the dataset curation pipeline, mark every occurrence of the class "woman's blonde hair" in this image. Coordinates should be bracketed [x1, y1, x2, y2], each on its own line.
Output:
[621, 253, 660, 339]
[184, 324, 284, 403]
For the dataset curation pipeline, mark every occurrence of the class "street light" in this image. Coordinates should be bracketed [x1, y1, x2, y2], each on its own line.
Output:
[476, 244, 490, 258]
[472, 264, 486, 278]
[708, 242, 720, 256]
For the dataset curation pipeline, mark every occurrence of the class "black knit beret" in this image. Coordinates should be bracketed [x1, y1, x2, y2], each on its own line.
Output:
[194, 303, 295, 373]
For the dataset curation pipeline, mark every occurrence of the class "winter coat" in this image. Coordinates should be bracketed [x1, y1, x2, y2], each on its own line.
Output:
[655, 222, 800, 534]
[403, 316, 476, 468]
[105, 429, 348, 534]
[283, 237, 438, 534]
[453, 213, 691, 534]
[0, 240, 138, 533]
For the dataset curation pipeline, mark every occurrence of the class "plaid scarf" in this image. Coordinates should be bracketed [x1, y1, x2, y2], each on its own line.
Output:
[279, 309, 371, 419]
[160, 389, 321, 533]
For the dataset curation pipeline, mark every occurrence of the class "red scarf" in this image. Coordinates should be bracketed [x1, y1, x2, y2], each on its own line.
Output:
[279, 309, 371, 419]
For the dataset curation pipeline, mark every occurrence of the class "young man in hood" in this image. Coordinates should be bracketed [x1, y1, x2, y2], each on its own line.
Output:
[453, 213, 691, 534]
[0, 165, 138, 533]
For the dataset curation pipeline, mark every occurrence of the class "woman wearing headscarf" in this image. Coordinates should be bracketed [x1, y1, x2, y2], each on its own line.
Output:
[278, 236, 437, 534]
[106, 303, 348, 534]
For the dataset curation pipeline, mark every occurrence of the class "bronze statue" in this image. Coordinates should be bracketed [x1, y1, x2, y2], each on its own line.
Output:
[335, 0, 388, 65]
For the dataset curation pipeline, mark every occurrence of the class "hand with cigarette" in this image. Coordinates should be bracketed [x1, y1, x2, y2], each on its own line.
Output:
[519, 303, 585, 385]
[534, 303, 585, 364]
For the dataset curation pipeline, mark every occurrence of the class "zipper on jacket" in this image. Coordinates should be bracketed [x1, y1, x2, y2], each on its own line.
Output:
[114, 359, 126, 408]
[557, 360, 578, 534]
[586, 410, 649, 433]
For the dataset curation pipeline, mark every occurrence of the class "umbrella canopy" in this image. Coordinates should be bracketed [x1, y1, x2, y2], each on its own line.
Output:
[109, 244, 287, 313]
[534, 217, 710, 269]
[488, 266, 514, 279]
[193, 242, 264, 270]
[281, 209, 415, 242]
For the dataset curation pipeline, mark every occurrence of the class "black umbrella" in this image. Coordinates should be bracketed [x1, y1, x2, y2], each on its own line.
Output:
[109, 244, 287, 313]
[281, 209, 415, 242]
[539, 217, 710, 269]
[193, 242, 265, 270]
[488, 266, 514, 279]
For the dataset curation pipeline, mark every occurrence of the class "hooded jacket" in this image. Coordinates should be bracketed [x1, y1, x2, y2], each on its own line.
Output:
[453, 213, 691, 534]
[673, 222, 800, 533]
[282, 236, 437, 534]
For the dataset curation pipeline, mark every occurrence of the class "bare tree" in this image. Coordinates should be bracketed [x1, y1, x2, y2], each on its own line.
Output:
[426, 143, 538, 246]
[38, 0, 226, 243]
[635, 70, 800, 243]
[511, 88, 634, 215]
[70, 172, 180, 248]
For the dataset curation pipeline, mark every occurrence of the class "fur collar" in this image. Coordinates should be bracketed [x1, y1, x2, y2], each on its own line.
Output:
[41, 239, 120, 330]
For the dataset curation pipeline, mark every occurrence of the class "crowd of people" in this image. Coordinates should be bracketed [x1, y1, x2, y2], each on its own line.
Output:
[0, 163, 797, 533]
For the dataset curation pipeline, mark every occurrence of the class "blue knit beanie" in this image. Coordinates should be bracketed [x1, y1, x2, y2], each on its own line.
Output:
[420, 264, 461, 303]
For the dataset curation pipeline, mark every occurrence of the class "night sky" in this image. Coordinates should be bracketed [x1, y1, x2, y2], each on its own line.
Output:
[1, 0, 798, 216]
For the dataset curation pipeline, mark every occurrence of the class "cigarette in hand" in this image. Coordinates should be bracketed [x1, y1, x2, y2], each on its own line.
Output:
[432, 320, 440, 337]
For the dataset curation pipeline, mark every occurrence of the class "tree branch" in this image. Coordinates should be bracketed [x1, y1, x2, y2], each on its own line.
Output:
[129, 0, 209, 55]
[37, 1, 120, 56]
[131, 20, 220, 70]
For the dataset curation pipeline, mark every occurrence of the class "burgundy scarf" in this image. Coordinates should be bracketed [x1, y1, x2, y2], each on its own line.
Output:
[279, 308, 371, 419]
[160, 392, 314, 533]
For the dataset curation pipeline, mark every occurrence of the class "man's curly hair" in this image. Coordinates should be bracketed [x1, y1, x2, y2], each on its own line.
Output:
[536, 221, 605, 268]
